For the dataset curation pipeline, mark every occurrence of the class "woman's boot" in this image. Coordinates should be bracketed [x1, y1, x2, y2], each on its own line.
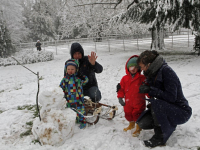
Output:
[143, 126, 166, 148]
[132, 124, 142, 137]
[123, 121, 135, 132]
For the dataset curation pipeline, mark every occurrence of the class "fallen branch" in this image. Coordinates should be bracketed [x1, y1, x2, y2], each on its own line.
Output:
[11, 57, 41, 121]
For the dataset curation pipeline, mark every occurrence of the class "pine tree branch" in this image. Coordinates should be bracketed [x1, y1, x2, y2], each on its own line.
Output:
[127, 0, 138, 9]
[114, 0, 122, 9]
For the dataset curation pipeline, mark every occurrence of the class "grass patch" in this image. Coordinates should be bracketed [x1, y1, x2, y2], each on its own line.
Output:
[0, 110, 3, 114]
[18, 104, 42, 139]
[0, 90, 4, 93]
[17, 104, 41, 118]
[32, 139, 41, 145]
[20, 128, 32, 138]
[26, 121, 33, 126]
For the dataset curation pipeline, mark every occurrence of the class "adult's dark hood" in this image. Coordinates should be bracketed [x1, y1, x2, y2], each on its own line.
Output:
[70, 42, 84, 59]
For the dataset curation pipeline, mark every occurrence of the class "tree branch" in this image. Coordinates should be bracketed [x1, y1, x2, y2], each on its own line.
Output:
[73, 3, 117, 7]
[127, 0, 136, 9]
[114, 0, 122, 9]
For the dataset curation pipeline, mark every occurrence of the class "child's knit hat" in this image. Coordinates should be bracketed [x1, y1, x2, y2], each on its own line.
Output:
[127, 57, 138, 69]
[64, 59, 79, 76]
[66, 59, 79, 69]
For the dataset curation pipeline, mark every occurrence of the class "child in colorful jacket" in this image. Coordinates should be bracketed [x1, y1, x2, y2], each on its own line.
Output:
[60, 59, 88, 129]
[117, 55, 146, 137]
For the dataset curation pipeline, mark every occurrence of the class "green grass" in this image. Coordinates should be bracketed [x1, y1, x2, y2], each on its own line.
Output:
[32, 139, 41, 145]
[26, 121, 33, 126]
[17, 104, 41, 118]
[17, 104, 42, 140]
[20, 128, 32, 138]
[39, 76, 44, 80]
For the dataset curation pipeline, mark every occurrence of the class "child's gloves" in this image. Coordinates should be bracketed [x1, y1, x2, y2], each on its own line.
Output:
[139, 85, 150, 93]
[118, 98, 125, 106]
[116, 83, 121, 92]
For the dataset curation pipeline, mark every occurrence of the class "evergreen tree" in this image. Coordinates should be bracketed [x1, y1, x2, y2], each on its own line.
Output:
[113, 0, 200, 50]
[0, 11, 15, 58]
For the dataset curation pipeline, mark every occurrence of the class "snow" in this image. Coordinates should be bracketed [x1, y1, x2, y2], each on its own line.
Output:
[0, 43, 200, 150]
[32, 87, 76, 146]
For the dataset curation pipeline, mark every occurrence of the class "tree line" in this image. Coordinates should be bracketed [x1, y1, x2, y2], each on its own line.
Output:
[0, 0, 199, 57]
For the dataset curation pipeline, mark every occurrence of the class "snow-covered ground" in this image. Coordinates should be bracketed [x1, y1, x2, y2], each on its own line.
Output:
[0, 43, 200, 150]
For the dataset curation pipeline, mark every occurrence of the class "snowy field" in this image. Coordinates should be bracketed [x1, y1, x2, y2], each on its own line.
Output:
[0, 42, 200, 150]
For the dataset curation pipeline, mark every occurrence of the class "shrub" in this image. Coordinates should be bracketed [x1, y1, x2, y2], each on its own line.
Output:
[0, 50, 54, 67]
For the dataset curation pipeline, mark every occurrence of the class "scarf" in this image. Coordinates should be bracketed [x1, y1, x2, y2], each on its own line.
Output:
[144, 55, 164, 78]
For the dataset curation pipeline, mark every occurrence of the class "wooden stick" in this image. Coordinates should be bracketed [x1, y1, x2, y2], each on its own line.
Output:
[11, 57, 37, 75]
[11, 57, 41, 121]
[36, 72, 41, 121]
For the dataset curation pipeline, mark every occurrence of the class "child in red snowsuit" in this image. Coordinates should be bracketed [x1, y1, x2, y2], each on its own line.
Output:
[117, 55, 146, 137]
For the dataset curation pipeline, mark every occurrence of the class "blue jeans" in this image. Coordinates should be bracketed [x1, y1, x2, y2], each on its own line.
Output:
[83, 86, 101, 102]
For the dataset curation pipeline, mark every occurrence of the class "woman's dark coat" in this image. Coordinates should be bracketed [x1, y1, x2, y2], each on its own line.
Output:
[137, 62, 192, 143]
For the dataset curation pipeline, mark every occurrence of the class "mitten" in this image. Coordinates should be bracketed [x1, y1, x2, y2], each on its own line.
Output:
[118, 98, 125, 106]
[116, 83, 121, 92]
[139, 85, 150, 93]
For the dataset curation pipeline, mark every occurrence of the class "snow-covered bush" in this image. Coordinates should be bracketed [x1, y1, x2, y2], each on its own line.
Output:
[0, 50, 54, 67]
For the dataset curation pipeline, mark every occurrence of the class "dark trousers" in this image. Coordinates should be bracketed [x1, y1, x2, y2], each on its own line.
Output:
[137, 107, 160, 129]
[83, 86, 101, 102]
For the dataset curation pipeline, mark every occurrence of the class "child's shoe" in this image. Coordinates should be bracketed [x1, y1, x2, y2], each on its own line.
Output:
[123, 121, 135, 132]
[80, 123, 86, 129]
[132, 124, 142, 137]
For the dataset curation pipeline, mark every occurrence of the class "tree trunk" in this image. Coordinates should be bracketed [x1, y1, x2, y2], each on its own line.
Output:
[157, 23, 165, 50]
[150, 22, 165, 50]
[151, 26, 158, 50]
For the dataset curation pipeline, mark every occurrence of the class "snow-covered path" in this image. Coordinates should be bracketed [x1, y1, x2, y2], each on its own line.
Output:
[0, 46, 200, 150]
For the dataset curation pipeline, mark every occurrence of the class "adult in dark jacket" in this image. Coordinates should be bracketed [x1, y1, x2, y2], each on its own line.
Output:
[137, 50, 192, 148]
[69, 42, 103, 102]
[36, 40, 42, 51]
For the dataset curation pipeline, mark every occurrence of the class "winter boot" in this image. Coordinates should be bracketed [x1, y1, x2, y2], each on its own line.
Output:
[143, 126, 166, 148]
[132, 124, 142, 137]
[123, 121, 135, 132]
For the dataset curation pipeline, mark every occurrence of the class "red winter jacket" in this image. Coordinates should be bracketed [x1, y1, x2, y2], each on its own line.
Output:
[117, 55, 146, 121]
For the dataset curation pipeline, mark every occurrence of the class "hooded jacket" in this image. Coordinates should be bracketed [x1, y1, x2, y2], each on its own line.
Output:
[60, 59, 88, 103]
[117, 55, 146, 121]
[70, 43, 103, 90]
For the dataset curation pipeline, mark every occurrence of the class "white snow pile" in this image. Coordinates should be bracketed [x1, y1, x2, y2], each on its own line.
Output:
[32, 87, 76, 146]
[0, 50, 54, 67]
